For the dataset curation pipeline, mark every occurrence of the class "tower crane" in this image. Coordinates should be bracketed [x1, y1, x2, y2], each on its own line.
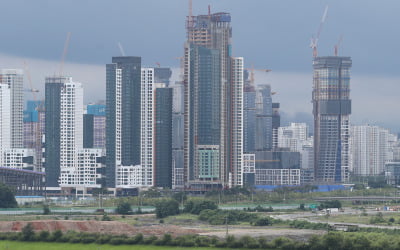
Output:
[244, 64, 272, 86]
[310, 5, 328, 58]
[23, 61, 43, 172]
[334, 35, 343, 56]
[59, 32, 71, 76]
[117, 42, 126, 56]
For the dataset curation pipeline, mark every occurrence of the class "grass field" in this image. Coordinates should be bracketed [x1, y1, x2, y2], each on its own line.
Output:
[0, 241, 223, 250]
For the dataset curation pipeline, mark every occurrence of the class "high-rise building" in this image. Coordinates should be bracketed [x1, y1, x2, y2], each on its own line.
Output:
[83, 104, 106, 149]
[277, 123, 314, 184]
[140, 67, 155, 187]
[23, 100, 45, 172]
[154, 84, 173, 188]
[45, 76, 103, 192]
[45, 76, 83, 187]
[154, 68, 172, 86]
[350, 125, 393, 176]
[254, 150, 301, 186]
[312, 56, 352, 183]
[106, 57, 141, 188]
[255, 84, 273, 151]
[278, 123, 308, 152]
[172, 82, 185, 189]
[0, 69, 23, 148]
[272, 102, 280, 149]
[0, 83, 11, 166]
[184, 12, 244, 189]
[243, 87, 256, 153]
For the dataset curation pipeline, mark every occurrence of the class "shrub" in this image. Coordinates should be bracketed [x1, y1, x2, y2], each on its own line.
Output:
[69, 236, 81, 243]
[101, 213, 112, 221]
[0, 183, 18, 208]
[38, 230, 50, 241]
[21, 223, 35, 241]
[81, 236, 96, 244]
[143, 235, 158, 244]
[110, 237, 124, 245]
[184, 200, 218, 215]
[115, 202, 132, 215]
[240, 235, 259, 249]
[43, 204, 50, 215]
[96, 235, 111, 244]
[131, 233, 143, 244]
[155, 199, 179, 218]
[253, 217, 273, 226]
[50, 230, 63, 242]
[319, 200, 342, 209]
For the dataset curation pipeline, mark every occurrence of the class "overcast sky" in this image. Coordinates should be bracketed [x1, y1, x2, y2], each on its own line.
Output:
[0, 0, 399, 132]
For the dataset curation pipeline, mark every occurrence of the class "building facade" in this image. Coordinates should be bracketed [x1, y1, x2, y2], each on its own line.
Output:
[350, 125, 393, 176]
[154, 84, 173, 188]
[312, 56, 352, 183]
[0, 83, 11, 166]
[45, 76, 102, 190]
[0, 69, 23, 148]
[172, 82, 185, 189]
[83, 104, 106, 149]
[24, 100, 45, 172]
[255, 84, 273, 151]
[184, 12, 244, 189]
[140, 68, 155, 187]
[106, 57, 142, 188]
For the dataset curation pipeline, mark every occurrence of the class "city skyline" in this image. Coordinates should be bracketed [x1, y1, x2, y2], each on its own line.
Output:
[0, 1, 398, 132]
[0, 2, 398, 191]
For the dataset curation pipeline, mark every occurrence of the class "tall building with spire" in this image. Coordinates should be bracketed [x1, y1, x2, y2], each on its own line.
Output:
[312, 56, 352, 183]
[184, 11, 244, 189]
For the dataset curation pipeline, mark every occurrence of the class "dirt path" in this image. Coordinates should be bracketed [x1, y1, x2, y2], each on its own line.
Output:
[199, 228, 326, 241]
[0, 220, 204, 237]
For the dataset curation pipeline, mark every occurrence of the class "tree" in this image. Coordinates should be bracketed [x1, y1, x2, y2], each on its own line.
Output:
[43, 204, 50, 215]
[116, 201, 132, 215]
[0, 183, 17, 208]
[184, 200, 218, 214]
[21, 223, 35, 241]
[319, 200, 342, 209]
[155, 199, 179, 218]
[172, 192, 187, 203]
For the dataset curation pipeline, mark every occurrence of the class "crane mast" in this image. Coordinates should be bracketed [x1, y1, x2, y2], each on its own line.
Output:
[310, 5, 328, 58]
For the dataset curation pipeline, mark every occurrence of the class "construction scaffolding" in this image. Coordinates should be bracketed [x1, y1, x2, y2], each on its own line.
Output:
[0, 167, 45, 196]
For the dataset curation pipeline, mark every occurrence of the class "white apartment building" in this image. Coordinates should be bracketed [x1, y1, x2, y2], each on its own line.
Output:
[0, 69, 23, 148]
[350, 125, 394, 176]
[46, 77, 103, 191]
[2, 148, 35, 169]
[0, 83, 11, 166]
[140, 68, 155, 187]
[278, 123, 313, 169]
[230, 57, 244, 187]
[278, 123, 308, 152]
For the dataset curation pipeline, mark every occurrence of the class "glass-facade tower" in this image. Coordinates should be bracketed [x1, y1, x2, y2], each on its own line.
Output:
[312, 56, 352, 183]
[106, 57, 141, 188]
[184, 12, 244, 188]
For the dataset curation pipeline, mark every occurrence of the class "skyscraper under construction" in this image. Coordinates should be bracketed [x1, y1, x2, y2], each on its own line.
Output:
[312, 56, 352, 183]
[183, 11, 244, 190]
